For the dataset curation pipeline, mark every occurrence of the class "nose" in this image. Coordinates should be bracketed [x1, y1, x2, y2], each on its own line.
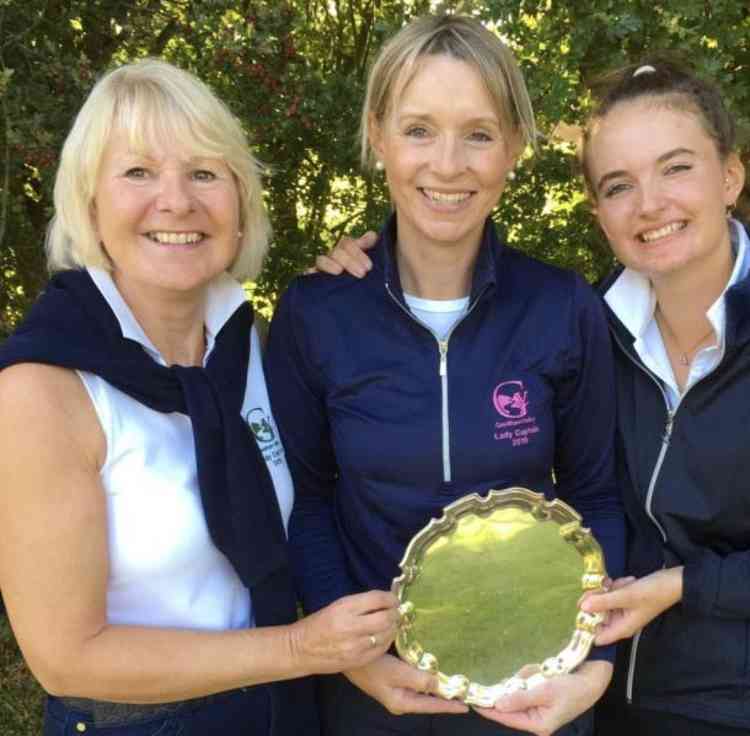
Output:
[155, 170, 194, 215]
[638, 178, 667, 217]
[430, 135, 466, 179]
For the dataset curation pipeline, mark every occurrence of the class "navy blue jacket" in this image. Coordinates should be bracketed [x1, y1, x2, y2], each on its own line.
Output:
[601, 230, 750, 727]
[266, 217, 625, 656]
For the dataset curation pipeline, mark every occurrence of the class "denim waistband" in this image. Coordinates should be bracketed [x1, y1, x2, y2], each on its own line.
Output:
[58, 686, 255, 727]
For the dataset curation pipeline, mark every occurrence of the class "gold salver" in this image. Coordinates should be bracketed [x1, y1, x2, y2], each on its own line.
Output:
[391, 487, 607, 707]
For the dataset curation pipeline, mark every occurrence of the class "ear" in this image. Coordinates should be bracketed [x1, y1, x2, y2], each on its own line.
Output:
[723, 152, 745, 209]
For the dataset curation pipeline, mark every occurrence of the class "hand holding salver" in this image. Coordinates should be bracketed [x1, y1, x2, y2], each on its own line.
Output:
[580, 567, 684, 646]
[290, 590, 399, 675]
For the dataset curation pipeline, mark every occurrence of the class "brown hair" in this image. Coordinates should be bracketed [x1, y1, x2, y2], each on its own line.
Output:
[580, 58, 737, 198]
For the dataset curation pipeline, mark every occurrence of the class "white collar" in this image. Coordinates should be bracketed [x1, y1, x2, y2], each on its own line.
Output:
[604, 219, 750, 342]
[87, 267, 247, 366]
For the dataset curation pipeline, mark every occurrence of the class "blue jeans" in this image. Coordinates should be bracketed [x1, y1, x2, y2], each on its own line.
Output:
[44, 686, 271, 736]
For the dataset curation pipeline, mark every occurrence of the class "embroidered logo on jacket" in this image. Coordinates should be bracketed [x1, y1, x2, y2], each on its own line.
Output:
[493, 380, 528, 418]
[492, 380, 539, 446]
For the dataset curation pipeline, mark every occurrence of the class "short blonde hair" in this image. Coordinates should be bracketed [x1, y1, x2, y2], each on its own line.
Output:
[47, 59, 270, 282]
[360, 15, 537, 168]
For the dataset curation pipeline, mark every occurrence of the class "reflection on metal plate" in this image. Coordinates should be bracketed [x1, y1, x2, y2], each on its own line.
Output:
[391, 487, 607, 707]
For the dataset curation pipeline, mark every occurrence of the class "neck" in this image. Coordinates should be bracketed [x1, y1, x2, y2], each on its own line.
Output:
[395, 237, 479, 300]
[652, 238, 734, 343]
[112, 274, 208, 366]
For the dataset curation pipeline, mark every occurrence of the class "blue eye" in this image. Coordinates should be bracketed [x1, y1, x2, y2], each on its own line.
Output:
[405, 126, 429, 138]
[192, 169, 217, 182]
[469, 131, 493, 143]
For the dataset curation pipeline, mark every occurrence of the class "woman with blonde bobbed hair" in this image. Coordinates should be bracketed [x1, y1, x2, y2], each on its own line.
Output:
[0, 59, 398, 735]
[268, 14, 625, 736]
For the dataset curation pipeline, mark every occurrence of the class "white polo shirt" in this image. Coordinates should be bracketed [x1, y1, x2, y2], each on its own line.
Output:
[77, 268, 293, 631]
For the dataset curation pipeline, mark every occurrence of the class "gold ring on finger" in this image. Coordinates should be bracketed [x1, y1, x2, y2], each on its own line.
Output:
[369, 634, 377, 647]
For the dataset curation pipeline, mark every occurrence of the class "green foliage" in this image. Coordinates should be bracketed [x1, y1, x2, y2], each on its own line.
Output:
[1, 3, 749, 729]
[0, 0, 748, 323]
[0, 616, 44, 735]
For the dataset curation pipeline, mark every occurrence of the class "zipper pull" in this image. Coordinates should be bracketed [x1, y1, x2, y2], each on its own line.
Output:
[663, 411, 674, 442]
[438, 340, 448, 376]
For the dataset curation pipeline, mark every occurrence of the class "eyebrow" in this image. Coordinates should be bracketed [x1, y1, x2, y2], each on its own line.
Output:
[395, 111, 501, 127]
[596, 147, 696, 192]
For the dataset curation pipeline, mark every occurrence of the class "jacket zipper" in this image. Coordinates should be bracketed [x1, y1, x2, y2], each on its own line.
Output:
[610, 329, 725, 703]
[385, 281, 488, 483]
[624, 409, 674, 703]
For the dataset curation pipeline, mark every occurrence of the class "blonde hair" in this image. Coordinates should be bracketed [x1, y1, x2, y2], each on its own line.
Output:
[47, 58, 270, 281]
[360, 15, 536, 169]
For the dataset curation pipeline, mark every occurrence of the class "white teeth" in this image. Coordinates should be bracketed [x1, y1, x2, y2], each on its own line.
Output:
[148, 231, 203, 245]
[640, 222, 686, 243]
[422, 189, 471, 204]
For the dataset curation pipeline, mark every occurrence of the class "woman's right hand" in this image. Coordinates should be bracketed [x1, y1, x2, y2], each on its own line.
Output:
[345, 653, 469, 715]
[315, 231, 377, 278]
[291, 590, 399, 674]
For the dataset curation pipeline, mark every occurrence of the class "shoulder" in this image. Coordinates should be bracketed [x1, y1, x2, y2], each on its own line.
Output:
[499, 247, 600, 305]
[282, 270, 374, 304]
[0, 363, 104, 469]
[272, 270, 380, 333]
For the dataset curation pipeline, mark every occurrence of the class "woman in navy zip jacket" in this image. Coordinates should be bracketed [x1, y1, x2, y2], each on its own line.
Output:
[266, 15, 625, 736]
[574, 63, 750, 735]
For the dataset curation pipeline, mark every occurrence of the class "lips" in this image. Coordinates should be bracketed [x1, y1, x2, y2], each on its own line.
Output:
[638, 221, 687, 243]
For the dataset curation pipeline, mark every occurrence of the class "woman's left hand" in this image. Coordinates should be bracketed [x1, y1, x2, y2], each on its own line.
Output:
[474, 660, 613, 736]
[580, 567, 684, 646]
[314, 231, 377, 278]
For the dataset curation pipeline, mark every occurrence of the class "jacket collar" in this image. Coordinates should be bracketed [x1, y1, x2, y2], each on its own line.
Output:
[725, 221, 750, 346]
[371, 213, 500, 307]
[602, 219, 750, 351]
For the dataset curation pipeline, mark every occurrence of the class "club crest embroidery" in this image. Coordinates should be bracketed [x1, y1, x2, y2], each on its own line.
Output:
[492, 380, 540, 446]
[246, 407, 276, 444]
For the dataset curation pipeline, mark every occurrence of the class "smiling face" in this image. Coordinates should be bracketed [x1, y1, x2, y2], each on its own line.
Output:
[587, 98, 745, 285]
[369, 54, 520, 256]
[92, 130, 241, 301]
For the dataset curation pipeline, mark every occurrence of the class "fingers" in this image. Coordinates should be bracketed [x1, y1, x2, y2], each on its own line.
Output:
[314, 254, 344, 275]
[344, 589, 399, 614]
[295, 593, 400, 674]
[358, 231, 378, 249]
[393, 689, 470, 715]
[389, 664, 468, 714]
[392, 669, 468, 714]
[493, 685, 550, 714]
[580, 587, 629, 614]
[331, 233, 377, 277]
[595, 624, 627, 646]
[347, 655, 468, 716]
[610, 576, 637, 590]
